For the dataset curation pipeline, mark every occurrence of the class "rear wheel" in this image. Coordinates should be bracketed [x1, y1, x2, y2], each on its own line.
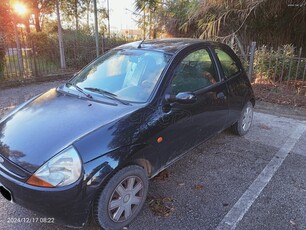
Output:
[232, 101, 253, 136]
[93, 165, 148, 230]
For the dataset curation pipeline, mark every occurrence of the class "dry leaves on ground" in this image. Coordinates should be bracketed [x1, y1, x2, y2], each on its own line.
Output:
[153, 169, 169, 181]
[194, 184, 205, 190]
[147, 196, 175, 217]
[258, 123, 271, 130]
[252, 81, 306, 108]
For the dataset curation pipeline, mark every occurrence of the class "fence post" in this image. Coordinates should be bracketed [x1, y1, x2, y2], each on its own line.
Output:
[248, 41, 256, 82]
[267, 47, 273, 80]
[31, 39, 38, 78]
[295, 47, 302, 81]
[286, 46, 294, 86]
[274, 47, 281, 82]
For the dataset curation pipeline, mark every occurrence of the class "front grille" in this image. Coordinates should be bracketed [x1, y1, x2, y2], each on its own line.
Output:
[0, 155, 30, 181]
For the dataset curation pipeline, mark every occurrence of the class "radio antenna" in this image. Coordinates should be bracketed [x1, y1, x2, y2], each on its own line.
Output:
[137, 39, 145, 49]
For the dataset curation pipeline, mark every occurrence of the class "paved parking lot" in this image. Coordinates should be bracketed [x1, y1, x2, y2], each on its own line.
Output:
[0, 82, 306, 230]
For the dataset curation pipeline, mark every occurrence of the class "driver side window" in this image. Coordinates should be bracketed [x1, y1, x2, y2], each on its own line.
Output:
[170, 49, 217, 95]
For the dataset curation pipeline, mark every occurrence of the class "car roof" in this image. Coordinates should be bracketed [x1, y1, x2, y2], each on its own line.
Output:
[115, 38, 222, 55]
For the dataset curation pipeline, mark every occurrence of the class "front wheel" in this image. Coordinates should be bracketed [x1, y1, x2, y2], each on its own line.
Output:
[93, 165, 148, 230]
[232, 101, 254, 136]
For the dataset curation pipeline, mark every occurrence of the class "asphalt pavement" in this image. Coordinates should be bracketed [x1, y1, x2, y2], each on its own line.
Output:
[0, 81, 306, 230]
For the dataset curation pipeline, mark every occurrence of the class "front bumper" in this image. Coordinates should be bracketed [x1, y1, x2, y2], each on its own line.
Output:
[0, 168, 92, 227]
[0, 145, 117, 228]
[0, 152, 119, 228]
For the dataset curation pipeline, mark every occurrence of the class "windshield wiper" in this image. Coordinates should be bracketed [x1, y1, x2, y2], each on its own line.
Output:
[84, 87, 130, 105]
[66, 82, 93, 99]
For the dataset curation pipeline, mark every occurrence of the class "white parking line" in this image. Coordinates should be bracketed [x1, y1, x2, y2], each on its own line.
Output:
[216, 124, 306, 230]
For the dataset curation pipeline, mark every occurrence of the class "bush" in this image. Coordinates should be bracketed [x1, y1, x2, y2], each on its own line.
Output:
[253, 44, 305, 82]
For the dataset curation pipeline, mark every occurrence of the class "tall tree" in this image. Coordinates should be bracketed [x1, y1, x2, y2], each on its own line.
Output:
[62, 0, 84, 32]
[23, 0, 54, 32]
[157, 0, 197, 37]
[0, 1, 13, 36]
[0, 1, 12, 76]
[134, 0, 159, 39]
[156, 0, 306, 47]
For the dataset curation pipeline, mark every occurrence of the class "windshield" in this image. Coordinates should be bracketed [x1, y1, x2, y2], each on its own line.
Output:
[70, 49, 171, 103]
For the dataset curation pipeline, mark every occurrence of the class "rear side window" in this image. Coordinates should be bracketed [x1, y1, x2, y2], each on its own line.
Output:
[215, 48, 240, 78]
[170, 48, 218, 94]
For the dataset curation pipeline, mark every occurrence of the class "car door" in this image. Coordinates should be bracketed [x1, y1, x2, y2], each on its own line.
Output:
[153, 46, 229, 165]
[213, 46, 253, 127]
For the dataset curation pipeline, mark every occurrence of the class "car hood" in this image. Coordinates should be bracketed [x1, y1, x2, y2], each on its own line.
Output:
[0, 88, 140, 173]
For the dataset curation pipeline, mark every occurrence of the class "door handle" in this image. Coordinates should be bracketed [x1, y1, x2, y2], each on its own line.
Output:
[216, 92, 227, 100]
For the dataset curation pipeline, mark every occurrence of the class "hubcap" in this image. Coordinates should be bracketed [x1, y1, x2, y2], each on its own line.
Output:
[123, 194, 131, 203]
[242, 105, 253, 131]
[108, 176, 144, 223]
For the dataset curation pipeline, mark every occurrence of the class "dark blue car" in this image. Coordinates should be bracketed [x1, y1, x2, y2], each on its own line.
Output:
[0, 39, 255, 230]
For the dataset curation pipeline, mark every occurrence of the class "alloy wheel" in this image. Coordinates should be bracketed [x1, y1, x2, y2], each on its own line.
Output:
[108, 176, 145, 222]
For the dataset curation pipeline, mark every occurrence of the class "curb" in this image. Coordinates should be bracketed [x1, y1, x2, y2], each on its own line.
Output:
[255, 101, 306, 121]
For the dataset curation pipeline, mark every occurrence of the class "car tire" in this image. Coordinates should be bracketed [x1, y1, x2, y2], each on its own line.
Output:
[232, 101, 254, 136]
[93, 165, 148, 230]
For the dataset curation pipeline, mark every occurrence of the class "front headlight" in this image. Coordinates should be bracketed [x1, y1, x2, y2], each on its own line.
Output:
[27, 146, 82, 188]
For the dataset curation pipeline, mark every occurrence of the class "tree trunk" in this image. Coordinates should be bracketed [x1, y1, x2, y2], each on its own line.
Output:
[74, 0, 79, 61]
[149, 11, 152, 39]
[0, 32, 6, 76]
[86, 1, 90, 27]
[56, 0, 66, 69]
[143, 6, 146, 39]
[74, 0, 79, 33]
[33, 3, 41, 32]
[107, 0, 110, 38]
[24, 19, 31, 33]
[93, 0, 99, 57]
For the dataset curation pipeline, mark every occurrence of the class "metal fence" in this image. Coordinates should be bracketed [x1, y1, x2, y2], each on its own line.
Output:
[228, 39, 306, 85]
[3, 45, 62, 80]
[0, 32, 127, 83]
[1, 35, 73, 81]
[252, 45, 306, 85]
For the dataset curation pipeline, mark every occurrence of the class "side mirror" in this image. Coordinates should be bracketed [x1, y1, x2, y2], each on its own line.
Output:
[165, 92, 197, 104]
